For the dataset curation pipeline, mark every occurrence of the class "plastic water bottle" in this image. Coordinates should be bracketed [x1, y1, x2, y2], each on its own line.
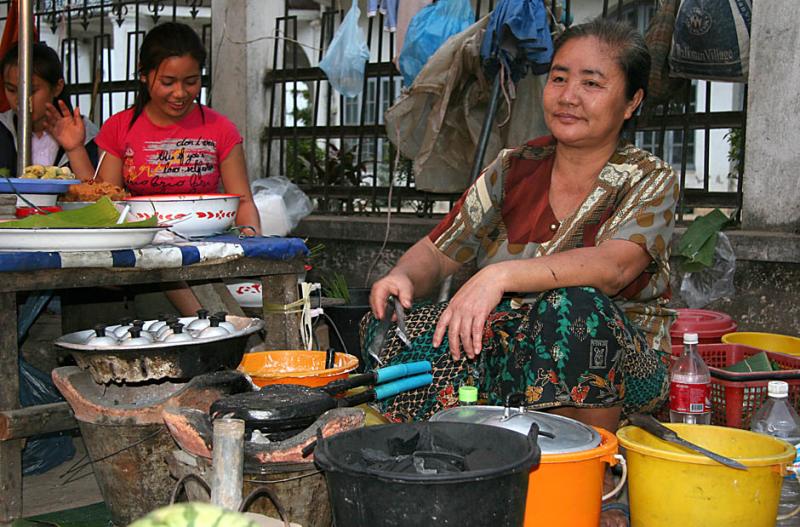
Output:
[751, 381, 800, 525]
[669, 332, 711, 424]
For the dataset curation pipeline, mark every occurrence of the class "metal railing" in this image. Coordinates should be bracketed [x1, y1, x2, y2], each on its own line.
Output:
[0, 0, 745, 223]
[0, 0, 212, 125]
[263, 0, 746, 223]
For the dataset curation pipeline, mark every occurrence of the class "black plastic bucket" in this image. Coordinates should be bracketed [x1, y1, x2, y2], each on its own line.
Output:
[325, 287, 371, 361]
[314, 422, 541, 526]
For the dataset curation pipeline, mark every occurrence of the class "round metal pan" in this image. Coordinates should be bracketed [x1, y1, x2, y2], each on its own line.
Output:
[55, 316, 264, 384]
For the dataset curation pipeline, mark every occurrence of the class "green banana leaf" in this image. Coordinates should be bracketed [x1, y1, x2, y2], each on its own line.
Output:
[676, 208, 731, 273]
[0, 197, 156, 229]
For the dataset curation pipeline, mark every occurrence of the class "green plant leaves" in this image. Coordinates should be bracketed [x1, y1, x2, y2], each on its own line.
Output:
[675, 208, 731, 273]
[321, 272, 351, 303]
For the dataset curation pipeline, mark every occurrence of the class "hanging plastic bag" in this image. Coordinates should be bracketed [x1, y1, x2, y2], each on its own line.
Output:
[680, 232, 736, 308]
[398, 0, 475, 86]
[669, 0, 752, 82]
[319, 0, 370, 97]
[251, 176, 313, 236]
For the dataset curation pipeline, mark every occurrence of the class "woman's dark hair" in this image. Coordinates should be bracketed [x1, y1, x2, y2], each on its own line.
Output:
[1, 42, 72, 111]
[552, 18, 651, 104]
[130, 22, 207, 128]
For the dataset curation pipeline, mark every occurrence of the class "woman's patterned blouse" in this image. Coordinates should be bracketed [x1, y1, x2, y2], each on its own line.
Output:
[428, 135, 679, 352]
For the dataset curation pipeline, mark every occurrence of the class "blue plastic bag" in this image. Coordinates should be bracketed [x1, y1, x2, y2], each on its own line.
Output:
[398, 0, 475, 86]
[319, 0, 370, 97]
[17, 293, 74, 476]
[20, 358, 75, 475]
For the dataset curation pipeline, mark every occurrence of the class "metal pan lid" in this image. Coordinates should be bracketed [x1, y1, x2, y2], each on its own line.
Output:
[430, 405, 601, 455]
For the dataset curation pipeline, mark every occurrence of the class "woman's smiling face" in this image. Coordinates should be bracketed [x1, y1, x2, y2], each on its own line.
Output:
[142, 54, 202, 124]
[543, 36, 643, 149]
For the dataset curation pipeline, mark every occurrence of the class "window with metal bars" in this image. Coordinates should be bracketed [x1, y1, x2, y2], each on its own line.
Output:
[0, 0, 746, 223]
[264, 0, 746, 224]
[0, 0, 212, 125]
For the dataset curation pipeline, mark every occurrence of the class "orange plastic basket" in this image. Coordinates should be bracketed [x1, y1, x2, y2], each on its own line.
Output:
[238, 350, 359, 388]
[669, 343, 800, 429]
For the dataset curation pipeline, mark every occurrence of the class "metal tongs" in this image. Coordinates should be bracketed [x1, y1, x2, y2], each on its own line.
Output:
[364, 296, 410, 367]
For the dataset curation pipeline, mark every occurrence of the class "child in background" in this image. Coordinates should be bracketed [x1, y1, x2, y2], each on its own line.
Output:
[0, 42, 98, 178]
[47, 21, 259, 230]
[48, 22, 260, 315]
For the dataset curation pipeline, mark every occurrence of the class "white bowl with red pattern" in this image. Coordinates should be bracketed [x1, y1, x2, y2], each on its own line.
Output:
[124, 193, 240, 239]
[225, 280, 262, 308]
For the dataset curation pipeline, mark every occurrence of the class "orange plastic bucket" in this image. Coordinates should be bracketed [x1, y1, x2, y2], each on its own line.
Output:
[524, 426, 621, 527]
[238, 350, 359, 388]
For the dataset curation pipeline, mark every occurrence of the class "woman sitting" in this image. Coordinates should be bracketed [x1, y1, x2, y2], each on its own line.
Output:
[367, 18, 678, 436]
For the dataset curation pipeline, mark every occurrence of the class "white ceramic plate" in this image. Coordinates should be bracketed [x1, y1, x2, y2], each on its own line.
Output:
[13, 193, 59, 207]
[0, 227, 164, 252]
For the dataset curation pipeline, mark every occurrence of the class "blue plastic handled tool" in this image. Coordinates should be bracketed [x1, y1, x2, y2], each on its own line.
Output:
[322, 360, 432, 395]
[374, 361, 432, 383]
[374, 373, 433, 400]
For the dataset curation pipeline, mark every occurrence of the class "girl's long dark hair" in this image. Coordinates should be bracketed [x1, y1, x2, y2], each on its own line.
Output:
[130, 22, 207, 128]
[1, 42, 72, 112]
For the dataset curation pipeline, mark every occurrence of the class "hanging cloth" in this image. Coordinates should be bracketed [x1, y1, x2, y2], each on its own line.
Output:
[643, 0, 688, 108]
[479, 0, 553, 84]
[669, 0, 752, 82]
[385, 16, 548, 193]
[367, 0, 399, 32]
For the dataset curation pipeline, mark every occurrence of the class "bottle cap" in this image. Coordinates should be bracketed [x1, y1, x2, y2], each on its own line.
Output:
[768, 381, 789, 398]
[683, 332, 699, 345]
[459, 385, 478, 404]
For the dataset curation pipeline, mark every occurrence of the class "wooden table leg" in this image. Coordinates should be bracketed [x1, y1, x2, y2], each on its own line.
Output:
[0, 291, 22, 522]
[190, 281, 247, 317]
[261, 274, 301, 350]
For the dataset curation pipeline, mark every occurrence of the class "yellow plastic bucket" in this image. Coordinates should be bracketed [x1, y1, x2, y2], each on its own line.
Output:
[722, 332, 800, 356]
[617, 424, 795, 527]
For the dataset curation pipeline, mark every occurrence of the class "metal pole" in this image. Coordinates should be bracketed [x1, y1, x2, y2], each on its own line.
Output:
[17, 0, 34, 172]
[210, 417, 244, 511]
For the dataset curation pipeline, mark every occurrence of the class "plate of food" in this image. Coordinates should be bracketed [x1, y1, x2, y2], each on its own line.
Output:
[60, 180, 130, 207]
[0, 165, 80, 194]
[0, 197, 162, 251]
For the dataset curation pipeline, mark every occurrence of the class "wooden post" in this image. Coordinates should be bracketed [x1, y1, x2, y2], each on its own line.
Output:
[0, 292, 22, 522]
[190, 281, 247, 317]
[210, 418, 244, 511]
[262, 274, 301, 350]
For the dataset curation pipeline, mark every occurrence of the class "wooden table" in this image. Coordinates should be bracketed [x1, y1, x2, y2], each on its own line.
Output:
[0, 255, 305, 522]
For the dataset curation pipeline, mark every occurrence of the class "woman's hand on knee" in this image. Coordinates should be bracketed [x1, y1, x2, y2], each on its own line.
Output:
[370, 273, 414, 320]
[433, 268, 504, 360]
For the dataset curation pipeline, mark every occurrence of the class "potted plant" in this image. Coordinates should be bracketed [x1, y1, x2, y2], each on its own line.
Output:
[322, 273, 371, 364]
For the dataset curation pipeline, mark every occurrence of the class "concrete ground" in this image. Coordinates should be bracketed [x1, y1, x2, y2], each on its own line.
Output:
[21, 436, 103, 518]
